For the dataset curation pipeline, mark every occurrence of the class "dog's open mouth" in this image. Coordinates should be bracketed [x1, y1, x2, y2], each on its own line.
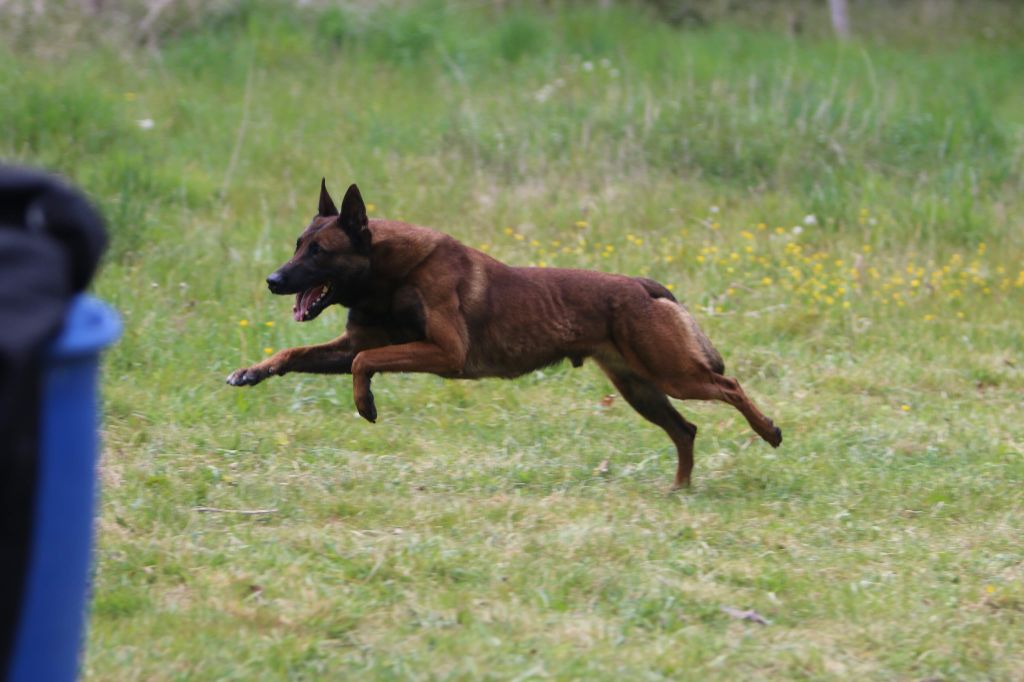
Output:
[293, 282, 332, 322]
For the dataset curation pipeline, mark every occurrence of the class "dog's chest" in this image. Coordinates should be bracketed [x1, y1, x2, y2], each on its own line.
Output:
[348, 287, 427, 344]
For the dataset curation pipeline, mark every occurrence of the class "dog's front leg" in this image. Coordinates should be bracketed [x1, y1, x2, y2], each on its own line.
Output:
[226, 332, 373, 387]
[350, 340, 465, 422]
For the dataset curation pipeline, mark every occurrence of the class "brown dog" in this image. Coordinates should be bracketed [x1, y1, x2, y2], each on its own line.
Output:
[227, 180, 782, 487]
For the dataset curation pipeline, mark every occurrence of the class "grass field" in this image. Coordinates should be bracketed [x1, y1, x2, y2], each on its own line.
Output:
[3, 1, 1023, 679]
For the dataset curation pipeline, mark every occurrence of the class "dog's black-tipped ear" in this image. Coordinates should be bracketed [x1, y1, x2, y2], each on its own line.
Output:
[318, 178, 338, 217]
[338, 183, 371, 254]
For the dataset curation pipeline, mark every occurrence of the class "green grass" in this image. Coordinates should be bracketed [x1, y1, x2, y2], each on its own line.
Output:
[3, 1, 1023, 679]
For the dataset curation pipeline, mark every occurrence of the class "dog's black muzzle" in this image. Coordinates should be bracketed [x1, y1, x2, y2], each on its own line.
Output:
[266, 270, 288, 294]
[266, 263, 325, 296]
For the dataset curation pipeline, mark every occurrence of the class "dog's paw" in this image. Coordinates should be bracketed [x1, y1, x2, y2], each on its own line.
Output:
[226, 366, 268, 387]
[670, 477, 691, 492]
[355, 389, 377, 423]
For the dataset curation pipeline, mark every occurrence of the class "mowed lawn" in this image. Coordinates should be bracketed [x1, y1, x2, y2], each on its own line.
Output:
[2, 2, 1022, 679]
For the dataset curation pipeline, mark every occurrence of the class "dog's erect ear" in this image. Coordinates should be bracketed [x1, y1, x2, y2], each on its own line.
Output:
[338, 183, 371, 254]
[318, 178, 338, 217]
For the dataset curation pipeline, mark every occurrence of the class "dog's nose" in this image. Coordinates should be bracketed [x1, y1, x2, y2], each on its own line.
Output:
[266, 271, 285, 294]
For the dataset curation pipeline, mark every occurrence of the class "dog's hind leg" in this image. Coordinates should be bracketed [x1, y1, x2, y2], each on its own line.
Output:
[678, 374, 782, 448]
[597, 354, 698, 489]
[614, 297, 782, 449]
[651, 369, 781, 449]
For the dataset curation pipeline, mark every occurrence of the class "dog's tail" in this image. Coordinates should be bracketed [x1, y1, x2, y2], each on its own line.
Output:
[636, 277, 726, 375]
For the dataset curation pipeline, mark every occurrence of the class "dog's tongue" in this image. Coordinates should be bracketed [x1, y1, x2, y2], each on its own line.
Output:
[293, 284, 326, 321]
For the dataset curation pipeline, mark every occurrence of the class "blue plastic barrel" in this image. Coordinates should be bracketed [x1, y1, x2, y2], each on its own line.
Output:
[8, 295, 121, 682]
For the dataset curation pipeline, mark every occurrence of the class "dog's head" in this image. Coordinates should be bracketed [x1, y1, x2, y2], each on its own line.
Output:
[267, 179, 372, 321]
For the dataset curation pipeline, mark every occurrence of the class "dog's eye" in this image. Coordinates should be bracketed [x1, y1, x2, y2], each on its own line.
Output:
[308, 242, 321, 255]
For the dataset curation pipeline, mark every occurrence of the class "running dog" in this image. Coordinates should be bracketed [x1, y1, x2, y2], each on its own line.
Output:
[227, 180, 782, 487]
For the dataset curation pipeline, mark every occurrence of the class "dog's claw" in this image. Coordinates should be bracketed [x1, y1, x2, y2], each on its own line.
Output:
[226, 367, 265, 387]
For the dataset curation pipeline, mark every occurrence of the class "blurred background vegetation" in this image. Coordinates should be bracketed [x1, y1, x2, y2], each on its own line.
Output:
[2, 0, 1021, 254]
